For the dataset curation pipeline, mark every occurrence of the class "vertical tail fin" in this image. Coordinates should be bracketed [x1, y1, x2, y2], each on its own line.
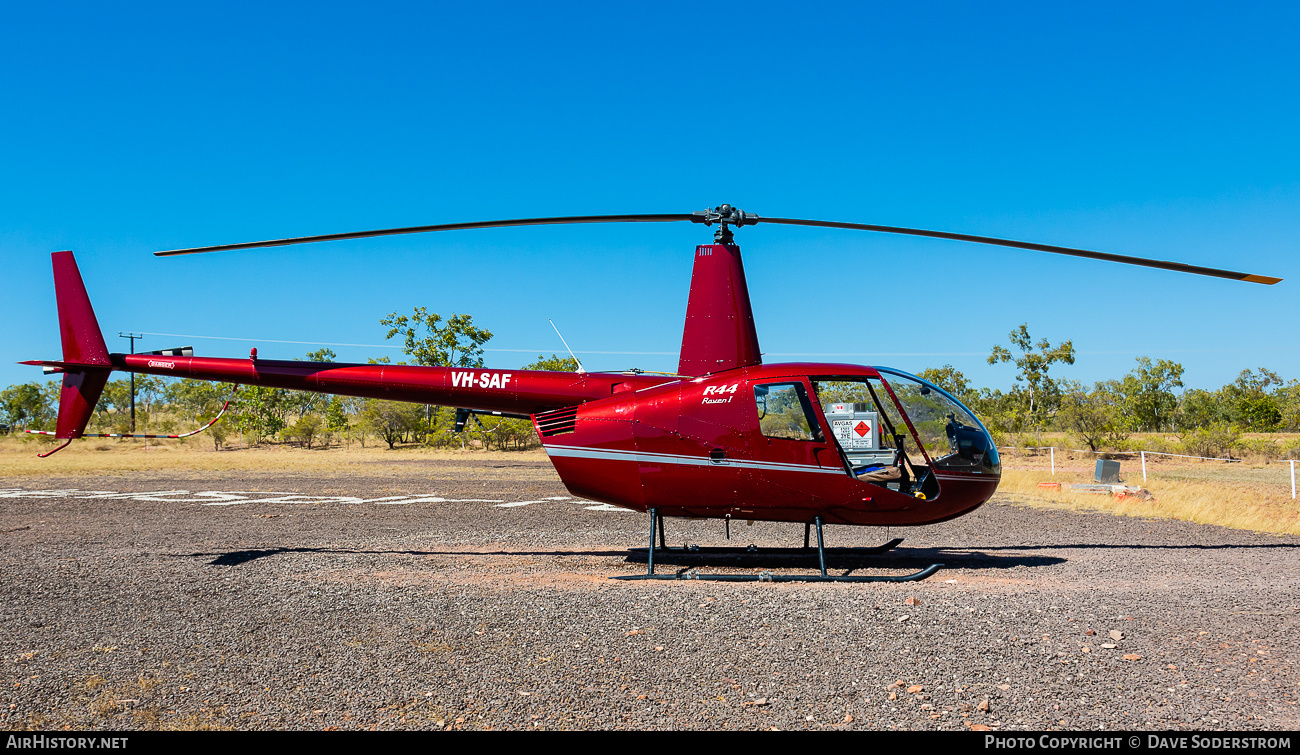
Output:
[52, 251, 111, 367]
[677, 243, 762, 376]
[48, 251, 112, 441]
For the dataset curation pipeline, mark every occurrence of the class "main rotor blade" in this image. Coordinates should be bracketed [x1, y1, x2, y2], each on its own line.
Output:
[756, 216, 1282, 285]
[153, 207, 1282, 285]
[154, 214, 697, 256]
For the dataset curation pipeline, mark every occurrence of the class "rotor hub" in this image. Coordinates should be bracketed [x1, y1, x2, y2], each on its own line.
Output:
[691, 204, 757, 227]
[691, 204, 758, 243]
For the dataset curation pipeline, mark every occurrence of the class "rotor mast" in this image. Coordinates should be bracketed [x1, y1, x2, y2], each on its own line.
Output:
[678, 205, 763, 376]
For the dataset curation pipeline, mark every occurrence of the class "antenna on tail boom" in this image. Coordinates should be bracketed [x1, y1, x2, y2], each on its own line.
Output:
[548, 319, 586, 374]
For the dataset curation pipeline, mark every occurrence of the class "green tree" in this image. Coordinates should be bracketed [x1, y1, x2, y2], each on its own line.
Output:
[1058, 379, 1129, 452]
[524, 354, 581, 372]
[207, 418, 229, 451]
[325, 396, 350, 435]
[134, 375, 165, 414]
[163, 379, 228, 423]
[381, 308, 492, 367]
[232, 385, 288, 444]
[988, 324, 1075, 440]
[283, 414, 323, 449]
[917, 365, 978, 404]
[1174, 388, 1225, 431]
[1222, 368, 1283, 431]
[475, 416, 541, 451]
[360, 399, 423, 449]
[1, 382, 56, 430]
[162, 378, 234, 446]
[99, 379, 133, 425]
[1117, 357, 1184, 432]
[95, 375, 164, 432]
[1277, 380, 1300, 433]
[327, 395, 367, 447]
[381, 309, 494, 439]
[287, 349, 337, 420]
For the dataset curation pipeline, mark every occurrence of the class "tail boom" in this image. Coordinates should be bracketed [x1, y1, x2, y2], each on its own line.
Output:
[116, 354, 676, 417]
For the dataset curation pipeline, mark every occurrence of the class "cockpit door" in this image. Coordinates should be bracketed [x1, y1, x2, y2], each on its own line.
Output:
[811, 375, 941, 501]
[749, 379, 843, 471]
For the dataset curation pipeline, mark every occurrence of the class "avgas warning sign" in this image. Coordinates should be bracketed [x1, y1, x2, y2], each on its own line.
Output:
[831, 416, 876, 450]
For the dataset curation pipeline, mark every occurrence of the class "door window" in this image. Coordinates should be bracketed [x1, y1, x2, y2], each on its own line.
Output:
[753, 382, 822, 441]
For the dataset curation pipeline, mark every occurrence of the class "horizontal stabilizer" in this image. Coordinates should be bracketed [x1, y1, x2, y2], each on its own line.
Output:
[19, 359, 112, 371]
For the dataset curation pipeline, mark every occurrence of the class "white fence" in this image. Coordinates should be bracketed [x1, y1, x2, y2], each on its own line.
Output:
[997, 445, 1297, 499]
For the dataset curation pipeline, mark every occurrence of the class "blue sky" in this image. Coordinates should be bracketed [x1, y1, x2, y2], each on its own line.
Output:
[3, 1, 1297, 395]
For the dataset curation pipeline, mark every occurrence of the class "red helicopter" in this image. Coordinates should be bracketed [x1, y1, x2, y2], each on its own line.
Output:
[22, 206, 1282, 582]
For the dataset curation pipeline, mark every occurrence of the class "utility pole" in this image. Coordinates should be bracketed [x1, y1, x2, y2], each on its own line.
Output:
[118, 332, 142, 432]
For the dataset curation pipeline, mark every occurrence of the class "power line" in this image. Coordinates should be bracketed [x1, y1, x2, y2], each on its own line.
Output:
[132, 332, 676, 355]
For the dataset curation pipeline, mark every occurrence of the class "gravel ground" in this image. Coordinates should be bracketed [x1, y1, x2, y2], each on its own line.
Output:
[2, 459, 1298, 731]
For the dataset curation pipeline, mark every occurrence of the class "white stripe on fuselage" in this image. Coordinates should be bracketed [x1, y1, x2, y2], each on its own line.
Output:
[543, 445, 846, 475]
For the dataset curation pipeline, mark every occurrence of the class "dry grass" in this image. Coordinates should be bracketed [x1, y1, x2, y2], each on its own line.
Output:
[7, 436, 1296, 536]
[0, 436, 549, 478]
[999, 467, 1300, 536]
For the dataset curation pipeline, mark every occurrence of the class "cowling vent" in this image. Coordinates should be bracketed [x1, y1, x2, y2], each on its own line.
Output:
[534, 406, 579, 437]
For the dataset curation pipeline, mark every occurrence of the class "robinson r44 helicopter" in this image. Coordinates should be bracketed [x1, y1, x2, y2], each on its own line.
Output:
[22, 206, 1282, 582]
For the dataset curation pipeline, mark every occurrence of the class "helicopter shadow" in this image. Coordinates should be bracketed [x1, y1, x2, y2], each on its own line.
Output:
[622, 546, 1064, 573]
[186, 544, 1067, 572]
[186, 546, 633, 567]
[967, 542, 1300, 553]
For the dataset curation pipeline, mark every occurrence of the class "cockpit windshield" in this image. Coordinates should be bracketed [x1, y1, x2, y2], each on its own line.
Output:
[874, 368, 1001, 475]
[812, 371, 1000, 476]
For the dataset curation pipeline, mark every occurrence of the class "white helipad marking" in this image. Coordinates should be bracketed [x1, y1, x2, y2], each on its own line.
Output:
[495, 496, 572, 508]
[0, 488, 637, 512]
[583, 503, 636, 513]
[0, 488, 115, 498]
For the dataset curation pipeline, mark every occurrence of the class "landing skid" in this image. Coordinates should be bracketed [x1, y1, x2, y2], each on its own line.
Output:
[611, 509, 942, 583]
[613, 564, 943, 583]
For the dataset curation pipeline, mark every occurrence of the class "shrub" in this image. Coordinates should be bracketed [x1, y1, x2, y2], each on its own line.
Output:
[1236, 437, 1281, 461]
[282, 415, 324, 449]
[1178, 422, 1241, 459]
[1131, 434, 1180, 455]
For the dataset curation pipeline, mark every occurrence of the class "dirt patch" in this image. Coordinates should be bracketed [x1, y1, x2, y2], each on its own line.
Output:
[3, 460, 1299, 731]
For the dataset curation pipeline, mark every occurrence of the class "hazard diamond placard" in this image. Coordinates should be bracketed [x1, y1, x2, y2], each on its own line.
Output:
[831, 418, 876, 450]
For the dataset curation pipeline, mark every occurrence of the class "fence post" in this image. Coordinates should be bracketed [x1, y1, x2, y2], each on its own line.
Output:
[1292, 460, 1296, 500]
[1142, 450, 1147, 484]
[1050, 447, 1055, 476]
